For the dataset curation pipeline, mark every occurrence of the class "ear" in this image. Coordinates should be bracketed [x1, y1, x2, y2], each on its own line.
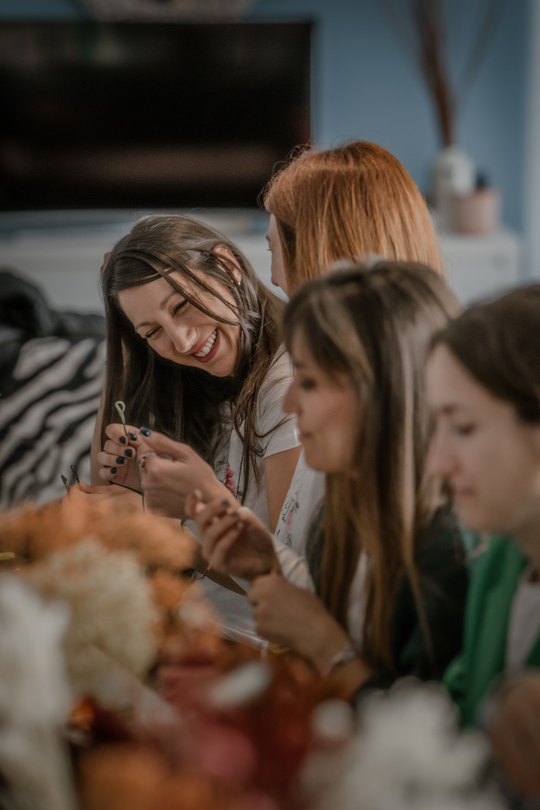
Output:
[213, 244, 243, 285]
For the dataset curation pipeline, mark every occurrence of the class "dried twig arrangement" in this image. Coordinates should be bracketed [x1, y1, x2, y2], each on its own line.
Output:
[381, 0, 508, 147]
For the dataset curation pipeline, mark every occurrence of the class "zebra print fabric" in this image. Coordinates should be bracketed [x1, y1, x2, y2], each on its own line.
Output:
[0, 335, 106, 507]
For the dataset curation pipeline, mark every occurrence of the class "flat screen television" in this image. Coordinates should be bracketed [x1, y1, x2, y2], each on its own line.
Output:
[0, 22, 311, 211]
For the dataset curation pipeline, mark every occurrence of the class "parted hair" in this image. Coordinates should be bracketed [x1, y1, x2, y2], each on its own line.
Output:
[283, 261, 460, 672]
[263, 140, 443, 292]
[432, 284, 540, 423]
[101, 214, 285, 496]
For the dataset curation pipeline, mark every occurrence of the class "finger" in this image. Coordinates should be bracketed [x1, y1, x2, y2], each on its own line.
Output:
[138, 429, 193, 462]
[185, 490, 203, 520]
[209, 525, 244, 569]
[99, 465, 121, 481]
[204, 513, 243, 554]
[98, 451, 129, 469]
[195, 498, 234, 532]
[105, 423, 140, 446]
[103, 439, 137, 460]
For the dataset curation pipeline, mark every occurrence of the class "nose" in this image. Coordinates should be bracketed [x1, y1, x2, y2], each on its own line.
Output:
[283, 379, 299, 415]
[167, 323, 197, 355]
[427, 427, 457, 478]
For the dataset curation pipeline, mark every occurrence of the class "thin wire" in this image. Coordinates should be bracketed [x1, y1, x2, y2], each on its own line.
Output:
[115, 400, 145, 511]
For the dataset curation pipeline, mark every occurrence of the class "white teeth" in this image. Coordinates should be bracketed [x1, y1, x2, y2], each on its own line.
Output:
[194, 329, 217, 358]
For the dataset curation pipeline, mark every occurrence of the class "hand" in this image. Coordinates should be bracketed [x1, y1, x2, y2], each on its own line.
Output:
[138, 430, 228, 519]
[67, 481, 143, 511]
[247, 573, 349, 671]
[489, 674, 540, 796]
[97, 423, 155, 490]
[189, 494, 280, 580]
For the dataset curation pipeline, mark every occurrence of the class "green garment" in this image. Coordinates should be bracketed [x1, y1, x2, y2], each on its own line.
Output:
[443, 535, 540, 727]
[306, 503, 469, 691]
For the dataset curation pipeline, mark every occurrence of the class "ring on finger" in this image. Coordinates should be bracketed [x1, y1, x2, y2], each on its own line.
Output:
[137, 452, 156, 473]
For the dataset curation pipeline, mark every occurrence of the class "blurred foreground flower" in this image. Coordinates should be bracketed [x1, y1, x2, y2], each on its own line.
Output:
[24, 538, 157, 709]
[0, 576, 75, 810]
[326, 682, 502, 810]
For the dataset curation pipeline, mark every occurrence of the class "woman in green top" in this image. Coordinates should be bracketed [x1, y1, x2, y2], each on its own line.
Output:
[192, 260, 468, 698]
[427, 284, 540, 797]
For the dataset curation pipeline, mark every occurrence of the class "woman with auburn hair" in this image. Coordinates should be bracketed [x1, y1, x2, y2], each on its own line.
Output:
[426, 285, 540, 797]
[192, 261, 468, 694]
[263, 140, 443, 295]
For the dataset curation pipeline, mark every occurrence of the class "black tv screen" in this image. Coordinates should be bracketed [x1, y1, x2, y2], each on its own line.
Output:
[0, 22, 311, 210]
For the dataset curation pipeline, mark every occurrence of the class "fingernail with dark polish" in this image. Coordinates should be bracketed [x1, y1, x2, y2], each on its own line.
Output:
[140, 427, 151, 436]
[125, 449, 133, 458]
[116, 457, 126, 464]
[119, 436, 126, 445]
[128, 432, 137, 441]
[111, 467, 117, 475]
[221, 499, 229, 506]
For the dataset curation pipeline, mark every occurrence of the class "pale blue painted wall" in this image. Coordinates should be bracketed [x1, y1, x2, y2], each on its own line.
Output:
[0, 0, 530, 230]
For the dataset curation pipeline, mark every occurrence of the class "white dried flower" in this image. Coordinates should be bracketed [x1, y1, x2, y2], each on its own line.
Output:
[327, 682, 503, 810]
[24, 537, 157, 709]
[0, 577, 75, 810]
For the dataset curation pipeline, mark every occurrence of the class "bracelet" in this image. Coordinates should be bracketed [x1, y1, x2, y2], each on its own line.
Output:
[201, 562, 212, 578]
[324, 642, 359, 676]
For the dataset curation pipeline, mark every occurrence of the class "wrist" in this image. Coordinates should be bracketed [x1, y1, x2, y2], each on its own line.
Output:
[310, 621, 351, 675]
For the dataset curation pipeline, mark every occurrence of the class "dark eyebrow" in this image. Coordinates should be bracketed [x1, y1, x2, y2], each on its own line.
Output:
[135, 287, 181, 330]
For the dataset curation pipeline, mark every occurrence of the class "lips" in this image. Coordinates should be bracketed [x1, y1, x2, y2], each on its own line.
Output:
[191, 328, 220, 364]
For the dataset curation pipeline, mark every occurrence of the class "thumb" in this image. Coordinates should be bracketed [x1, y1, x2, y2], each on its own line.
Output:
[140, 429, 192, 462]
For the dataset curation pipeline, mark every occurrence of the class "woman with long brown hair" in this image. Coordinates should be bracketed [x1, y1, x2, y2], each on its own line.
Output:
[193, 261, 468, 694]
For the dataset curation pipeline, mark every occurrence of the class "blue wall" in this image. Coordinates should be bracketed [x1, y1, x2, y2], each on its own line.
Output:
[0, 0, 530, 230]
[249, 0, 529, 232]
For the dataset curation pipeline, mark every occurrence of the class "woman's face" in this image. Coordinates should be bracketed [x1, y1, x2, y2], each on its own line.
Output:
[117, 246, 242, 378]
[266, 214, 288, 295]
[283, 330, 358, 473]
[427, 345, 540, 538]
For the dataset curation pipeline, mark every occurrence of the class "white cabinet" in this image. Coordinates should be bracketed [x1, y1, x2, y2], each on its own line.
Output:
[438, 228, 521, 305]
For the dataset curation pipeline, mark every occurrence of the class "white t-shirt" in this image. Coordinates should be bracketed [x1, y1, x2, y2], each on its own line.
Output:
[196, 349, 301, 641]
[506, 565, 540, 670]
[272, 450, 325, 590]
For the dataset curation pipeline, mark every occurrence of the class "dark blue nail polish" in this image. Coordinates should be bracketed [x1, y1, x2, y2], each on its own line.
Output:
[125, 449, 133, 458]
[116, 457, 125, 464]
[111, 467, 117, 475]
[128, 432, 137, 441]
[119, 436, 126, 445]
[140, 427, 151, 436]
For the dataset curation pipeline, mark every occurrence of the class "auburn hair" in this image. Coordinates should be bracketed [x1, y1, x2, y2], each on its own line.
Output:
[101, 214, 285, 498]
[283, 261, 459, 672]
[264, 140, 443, 292]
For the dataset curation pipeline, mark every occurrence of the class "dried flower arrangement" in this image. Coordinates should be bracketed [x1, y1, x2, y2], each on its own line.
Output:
[0, 498, 503, 810]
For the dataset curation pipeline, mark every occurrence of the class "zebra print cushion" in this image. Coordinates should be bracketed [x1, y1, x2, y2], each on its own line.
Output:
[0, 335, 106, 507]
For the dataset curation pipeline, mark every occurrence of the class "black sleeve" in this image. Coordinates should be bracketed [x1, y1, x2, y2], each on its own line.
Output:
[354, 511, 469, 696]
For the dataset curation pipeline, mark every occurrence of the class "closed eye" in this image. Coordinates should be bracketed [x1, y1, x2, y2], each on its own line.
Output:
[144, 326, 159, 340]
[173, 300, 188, 316]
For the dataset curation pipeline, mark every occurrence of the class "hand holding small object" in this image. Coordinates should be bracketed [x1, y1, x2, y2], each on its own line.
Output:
[135, 429, 229, 520]
[189, 493, 280, 581]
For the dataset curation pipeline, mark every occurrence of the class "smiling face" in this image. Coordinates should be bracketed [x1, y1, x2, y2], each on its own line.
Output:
[283, 330, 358, 473]
[266, 214, 288, 294]
[427, 345, 540, 539]
[117, 261, 242, 378]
